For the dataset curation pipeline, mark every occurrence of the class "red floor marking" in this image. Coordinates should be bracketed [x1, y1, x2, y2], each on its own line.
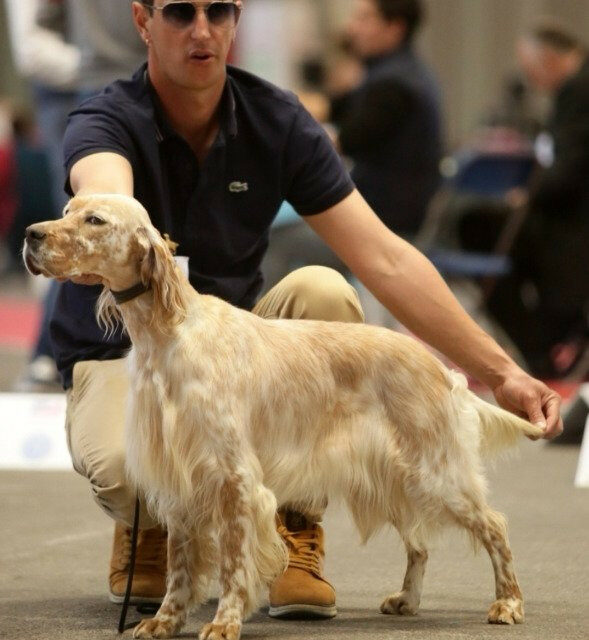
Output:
[0, 298, 41, 349]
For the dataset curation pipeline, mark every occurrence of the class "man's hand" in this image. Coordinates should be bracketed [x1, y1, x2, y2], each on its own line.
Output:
[493, 372, 563, 439]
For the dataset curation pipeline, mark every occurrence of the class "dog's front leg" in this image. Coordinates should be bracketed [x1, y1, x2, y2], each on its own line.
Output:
[134, 524, 193, 639]
[199, 474, 284, 640]
[198, 481, 250, 640]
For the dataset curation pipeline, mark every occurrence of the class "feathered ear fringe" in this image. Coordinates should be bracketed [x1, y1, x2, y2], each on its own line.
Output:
[96, 287, 124, 339]
[139, 226, 188, 333]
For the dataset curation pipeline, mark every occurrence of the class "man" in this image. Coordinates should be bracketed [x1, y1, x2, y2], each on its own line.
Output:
[53, 0, 562, 621]
[331, 0, 442, 237]
[489, 21, 589, 379]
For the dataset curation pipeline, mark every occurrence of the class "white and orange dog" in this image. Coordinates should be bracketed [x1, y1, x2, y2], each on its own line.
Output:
[24, 194, 542, 640]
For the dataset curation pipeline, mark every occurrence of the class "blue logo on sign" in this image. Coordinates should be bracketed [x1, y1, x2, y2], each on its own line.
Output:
[22, 433, 52, 460]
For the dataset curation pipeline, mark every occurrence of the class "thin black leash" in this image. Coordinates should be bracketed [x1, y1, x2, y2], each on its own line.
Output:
[118, 496, 143, 633]
[117, 498, 160, 632]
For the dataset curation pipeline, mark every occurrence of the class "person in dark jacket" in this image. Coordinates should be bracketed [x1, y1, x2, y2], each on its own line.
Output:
[331, 0, 442, 237]
[489, 21, 589, 378]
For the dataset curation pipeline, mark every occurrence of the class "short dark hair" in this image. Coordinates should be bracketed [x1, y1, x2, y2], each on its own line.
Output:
[375, 0, 423, 43]
[529, 20, 581, 53]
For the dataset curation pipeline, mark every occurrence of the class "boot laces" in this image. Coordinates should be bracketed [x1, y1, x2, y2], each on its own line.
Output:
[117, 527, 166, 568]
[277, 524, 322, 576]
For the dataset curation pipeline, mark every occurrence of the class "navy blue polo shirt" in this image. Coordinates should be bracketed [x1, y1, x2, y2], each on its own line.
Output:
[51, 63, 354, 388]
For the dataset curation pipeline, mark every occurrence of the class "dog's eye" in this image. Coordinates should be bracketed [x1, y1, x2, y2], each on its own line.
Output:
[85, 215, 106, 226]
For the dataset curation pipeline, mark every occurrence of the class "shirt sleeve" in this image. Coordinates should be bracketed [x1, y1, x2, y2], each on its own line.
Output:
[63, 96, 138, 195]
[283, 104, 355, 216]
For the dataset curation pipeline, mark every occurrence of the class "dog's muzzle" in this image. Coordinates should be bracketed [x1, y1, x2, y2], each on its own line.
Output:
[23, 225, 47, 275]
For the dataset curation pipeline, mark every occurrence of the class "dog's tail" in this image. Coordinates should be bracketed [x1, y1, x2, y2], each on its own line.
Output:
[449, 371, 544, 455]
[473, 391, 544, 456]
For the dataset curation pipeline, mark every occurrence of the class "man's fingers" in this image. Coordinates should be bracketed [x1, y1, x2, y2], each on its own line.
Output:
[543, 394, 564, 439]
[521, 392, 547, 431]
[495, 377, 563, 441]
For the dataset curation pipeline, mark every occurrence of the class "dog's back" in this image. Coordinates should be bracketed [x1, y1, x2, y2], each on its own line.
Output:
[235, 316, 541, 547]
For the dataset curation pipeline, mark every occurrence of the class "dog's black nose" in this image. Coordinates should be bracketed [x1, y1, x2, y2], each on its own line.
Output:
[25, 226, 47, 242]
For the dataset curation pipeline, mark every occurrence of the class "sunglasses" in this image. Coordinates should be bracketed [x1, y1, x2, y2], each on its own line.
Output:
[148, 1, 241, 29]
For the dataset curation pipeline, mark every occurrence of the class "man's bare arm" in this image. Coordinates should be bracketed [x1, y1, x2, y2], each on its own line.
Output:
[69, 152, 134, 197]
[306, 189, 563, 438]
[65, 152, 134, 284]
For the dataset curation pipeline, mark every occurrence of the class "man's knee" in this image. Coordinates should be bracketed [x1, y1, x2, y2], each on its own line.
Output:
[85, 447, 155, 528]
[257, 266, 365, 322]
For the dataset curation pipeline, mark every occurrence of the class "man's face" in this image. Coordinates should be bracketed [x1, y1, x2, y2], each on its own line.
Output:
[346, 0, 405, 59]
[136, 1, 241, 92]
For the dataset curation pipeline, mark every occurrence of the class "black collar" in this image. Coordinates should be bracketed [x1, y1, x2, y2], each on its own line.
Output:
[111, 282, 151, 305]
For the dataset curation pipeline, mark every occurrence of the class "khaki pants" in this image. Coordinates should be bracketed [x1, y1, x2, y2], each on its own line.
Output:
[66, 267, 364, 528]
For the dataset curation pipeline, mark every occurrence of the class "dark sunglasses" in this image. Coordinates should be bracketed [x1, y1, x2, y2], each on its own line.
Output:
[148, 1, 241, 29]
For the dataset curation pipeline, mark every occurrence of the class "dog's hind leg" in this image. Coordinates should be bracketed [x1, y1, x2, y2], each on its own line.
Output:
[380, 541, 428, 616]
[449, 500, 524, 624]
[133, 524, 195, 639]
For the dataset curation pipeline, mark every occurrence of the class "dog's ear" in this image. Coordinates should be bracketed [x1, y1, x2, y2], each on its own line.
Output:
[136, 226, 157, 286]
[136, 225, 175, 289]
[136, 226, 187, 331]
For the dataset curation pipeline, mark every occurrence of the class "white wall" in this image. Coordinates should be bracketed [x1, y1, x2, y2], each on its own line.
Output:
[236, 0, 323, 88]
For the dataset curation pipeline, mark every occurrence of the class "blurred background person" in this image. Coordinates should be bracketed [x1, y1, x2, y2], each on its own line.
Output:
[4, 105, 54, 278]
[5, 0, 145, 390]
[262, 0, 444, 318]
[331, 0, 443, 239]
[487, 19, 589, 385]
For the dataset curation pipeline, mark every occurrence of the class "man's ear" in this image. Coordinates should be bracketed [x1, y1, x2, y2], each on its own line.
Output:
[132, 1, 151, 44]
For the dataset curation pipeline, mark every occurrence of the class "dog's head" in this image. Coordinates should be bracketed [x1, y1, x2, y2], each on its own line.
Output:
[24, 194, 187, 332]
[23, 194, 157, 287]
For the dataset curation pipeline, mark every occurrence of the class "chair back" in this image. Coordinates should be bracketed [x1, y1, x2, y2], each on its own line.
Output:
[449, 152, 535, 197]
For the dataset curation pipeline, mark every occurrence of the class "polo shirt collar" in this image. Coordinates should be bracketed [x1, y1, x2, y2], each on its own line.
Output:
[143, 66, 238, 143]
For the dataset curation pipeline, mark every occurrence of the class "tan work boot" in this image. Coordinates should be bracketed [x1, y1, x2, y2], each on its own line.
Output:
[109, 522, 167, 604]
[269, 510, 336, 619]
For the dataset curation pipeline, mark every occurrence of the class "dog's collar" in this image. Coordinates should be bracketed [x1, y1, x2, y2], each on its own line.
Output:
[111, 282, 151, 305]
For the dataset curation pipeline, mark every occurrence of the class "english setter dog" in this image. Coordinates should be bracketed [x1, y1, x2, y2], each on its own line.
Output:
[24, 194, 543, 640]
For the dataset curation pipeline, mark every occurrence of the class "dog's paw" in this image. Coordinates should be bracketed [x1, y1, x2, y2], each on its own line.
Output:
[133, 617, 178, 639]
[199, 621, 242, 640]
[380, 591, 419, 616]
[487, 598, 524, 624]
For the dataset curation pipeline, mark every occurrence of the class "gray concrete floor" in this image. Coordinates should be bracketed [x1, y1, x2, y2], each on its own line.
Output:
[1, 442, 588, 640]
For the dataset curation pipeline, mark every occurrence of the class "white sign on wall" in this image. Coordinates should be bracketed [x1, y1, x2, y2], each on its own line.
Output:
[574, 384, 589, 488]
[0, 393, 71, 470]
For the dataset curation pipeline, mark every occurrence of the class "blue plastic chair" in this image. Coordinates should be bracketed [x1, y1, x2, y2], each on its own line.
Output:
[417, 151, 535, 292]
